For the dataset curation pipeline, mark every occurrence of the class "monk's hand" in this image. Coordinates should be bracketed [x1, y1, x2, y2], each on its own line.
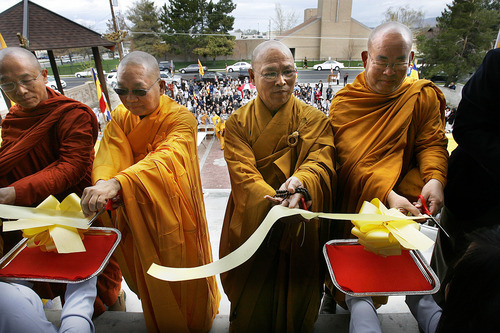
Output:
[81, 179, 122, 217]
[415, 179, 444, 216]
[0, 187, 16, 205]
[280, 177, 310, 209]
[387, 190, 421, 217]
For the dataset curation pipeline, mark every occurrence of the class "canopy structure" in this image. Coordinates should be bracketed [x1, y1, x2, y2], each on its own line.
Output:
[0, 0, 115, 107]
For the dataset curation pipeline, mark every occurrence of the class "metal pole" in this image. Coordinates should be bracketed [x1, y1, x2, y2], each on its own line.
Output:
[109, 0, 123, 60]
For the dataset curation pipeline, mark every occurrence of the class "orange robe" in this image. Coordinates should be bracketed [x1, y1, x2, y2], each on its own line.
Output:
[0, 88, 122, 317]
[221, 95, 336, 332]
[329, 73, 448, 234]
[93, 95, 220, 332]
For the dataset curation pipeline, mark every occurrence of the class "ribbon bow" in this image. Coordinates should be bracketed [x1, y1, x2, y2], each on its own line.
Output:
[1, 194, 89, 253]
[351, 198, 434, 256]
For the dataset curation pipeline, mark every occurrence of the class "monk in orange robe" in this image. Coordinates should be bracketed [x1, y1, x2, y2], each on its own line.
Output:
[221, 40, 336, 332]
[0, 47, 122, 317]
[328, 22, 448, 332]
[81, 51, 220, 333]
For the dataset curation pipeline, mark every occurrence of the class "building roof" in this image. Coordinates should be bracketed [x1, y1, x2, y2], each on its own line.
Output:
[277, 15, 321, 41]
[0, 0, 114, 50]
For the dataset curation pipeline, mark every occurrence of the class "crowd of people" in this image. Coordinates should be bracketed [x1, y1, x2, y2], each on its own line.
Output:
[0, 20, 498, 333]
[165, 76, 335, 129]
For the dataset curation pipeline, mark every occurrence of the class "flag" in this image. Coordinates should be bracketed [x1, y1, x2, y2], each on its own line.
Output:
[408, 60, 419, 80]
[0, 32, 7, 49]
[91, 68, 111, 121]
[495, 28, 500, 49]
[330, 66, 334, 75]
[198, 59, 205, 76]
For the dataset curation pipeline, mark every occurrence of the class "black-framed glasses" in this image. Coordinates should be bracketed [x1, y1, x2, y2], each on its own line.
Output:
[114, 78, 160, 96]
[0, 72, 42, 92]
[368, 54, 409, 71]
[255, 69, 297, 81]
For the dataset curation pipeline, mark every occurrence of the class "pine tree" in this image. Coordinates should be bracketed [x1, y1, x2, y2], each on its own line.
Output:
[127, 0, 164, 57]
[417, 0, 500, 83]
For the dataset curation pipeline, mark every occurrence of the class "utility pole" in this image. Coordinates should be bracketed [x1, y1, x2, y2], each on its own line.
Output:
[109, 0, 123, 60]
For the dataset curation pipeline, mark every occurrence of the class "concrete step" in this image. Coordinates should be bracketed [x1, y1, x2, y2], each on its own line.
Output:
[45, 311, 420, 332]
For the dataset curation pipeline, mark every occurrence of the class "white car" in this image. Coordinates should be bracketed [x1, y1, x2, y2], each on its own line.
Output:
[160, 71, 182, 85]
[313, 60, 344, 71]
[46, 75, 67, 90]
[75, 68, 106, 78]
[106, 73, 117, 89]
[226, 61, 251, 73]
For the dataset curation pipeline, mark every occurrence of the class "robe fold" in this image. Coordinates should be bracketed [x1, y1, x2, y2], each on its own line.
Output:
[221, 95, 336, 332]
[93, 95, 220, 333]
[0, 87, 122, 317]
[330, 74, 448, 218]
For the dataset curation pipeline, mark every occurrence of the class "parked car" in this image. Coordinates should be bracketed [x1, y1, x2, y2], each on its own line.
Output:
[430, 73, 448, 83]
[46, 75, 67, 90]
[160, 71, 182, 85]
[159, 61, 174, 73]
[193, 71, 227, 83]
[313, 60, 344, 71]
[106, 73, 117, 89]
[74, 68, 106, 78]
[226, 61, 251, 72]
[238, 68, 250, 82]
[179, 63, 207, 74]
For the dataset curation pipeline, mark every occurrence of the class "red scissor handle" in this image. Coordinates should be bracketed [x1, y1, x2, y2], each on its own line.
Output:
[105, 199, 114, 211]
[418, 195, 431, 216]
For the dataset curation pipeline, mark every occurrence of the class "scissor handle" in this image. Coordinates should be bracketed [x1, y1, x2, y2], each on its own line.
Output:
[105, 199, 114, 211]
[418, 195, 432, 216]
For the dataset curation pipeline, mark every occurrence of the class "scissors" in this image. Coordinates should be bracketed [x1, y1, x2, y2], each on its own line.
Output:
[418, 194, 450, 238]
[87, 199, 115, 226]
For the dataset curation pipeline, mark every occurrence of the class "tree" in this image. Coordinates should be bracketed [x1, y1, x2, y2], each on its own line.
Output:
[193, 35, 235, 65]
[272, 3, 299, 35]
[159, 0, 204, 60]
[105, 11, 129, 33]
[127, 0, 165, 57]
[417, 0, 500, 83]
[382, 6, 425, 30]
[159, 0, 236, 61]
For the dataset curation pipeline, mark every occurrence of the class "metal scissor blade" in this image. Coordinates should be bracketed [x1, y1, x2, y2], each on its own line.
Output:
[427, 215, 450, 239]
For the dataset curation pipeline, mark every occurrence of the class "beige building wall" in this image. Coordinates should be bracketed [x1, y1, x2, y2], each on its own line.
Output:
[278, 0, 371, 61]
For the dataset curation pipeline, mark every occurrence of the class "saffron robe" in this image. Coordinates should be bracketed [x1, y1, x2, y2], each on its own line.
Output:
[93, 95, 220, 333]
[329, 73, 448, 234]
[221, 95, 336, 332]
[0, 87, 122, 316]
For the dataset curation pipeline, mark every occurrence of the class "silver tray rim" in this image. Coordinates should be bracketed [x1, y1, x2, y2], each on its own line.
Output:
[323, 239, 441, 296]
[0, 227, 121, 284]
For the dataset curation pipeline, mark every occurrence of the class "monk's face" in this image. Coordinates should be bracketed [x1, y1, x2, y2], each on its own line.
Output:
[362, 32, 414, 95]
[250, 47, 296, 112]
[0, 55, 48, 110]
[116, 64, 165, 117]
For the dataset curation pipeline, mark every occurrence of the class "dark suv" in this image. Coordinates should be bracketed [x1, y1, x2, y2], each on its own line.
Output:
[159, 61, 174, 73]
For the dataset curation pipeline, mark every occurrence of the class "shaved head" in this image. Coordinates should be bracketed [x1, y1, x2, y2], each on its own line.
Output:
[118, 51, 159, 80]
[252, 40, 293, 71]
[368, 21, 413, 54]
[0, 47, 41, 74]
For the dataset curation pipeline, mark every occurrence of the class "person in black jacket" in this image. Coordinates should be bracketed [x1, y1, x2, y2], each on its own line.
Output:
[431, 48, 500, 306]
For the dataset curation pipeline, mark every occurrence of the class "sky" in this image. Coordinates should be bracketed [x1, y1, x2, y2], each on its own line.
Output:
[0, 0, 453, 34]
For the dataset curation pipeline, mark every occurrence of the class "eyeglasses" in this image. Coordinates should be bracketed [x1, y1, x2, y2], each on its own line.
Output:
[114, 78, 160, 96]
[255, 69, 297, 81]
[369, 55, 409, 71]
[0, 72, 42, 92]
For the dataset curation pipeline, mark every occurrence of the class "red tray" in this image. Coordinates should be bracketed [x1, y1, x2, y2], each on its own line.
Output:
[323, 239, 440, 296]
[0, 227, 121, 283]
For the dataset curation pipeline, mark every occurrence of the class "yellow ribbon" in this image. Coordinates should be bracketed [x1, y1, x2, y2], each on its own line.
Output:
[1, 194, 88, 253]
[148, 201, 431, 282]
[351, 198, 434, 256]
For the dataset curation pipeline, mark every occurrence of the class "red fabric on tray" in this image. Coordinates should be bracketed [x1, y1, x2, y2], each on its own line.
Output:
[325, 243, 433, 293]
[0, 234, 117, 281]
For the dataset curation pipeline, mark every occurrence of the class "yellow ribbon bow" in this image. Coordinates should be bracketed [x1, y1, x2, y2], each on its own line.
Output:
[351, 198, 434, 256]
[1, 194, 88, 253]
